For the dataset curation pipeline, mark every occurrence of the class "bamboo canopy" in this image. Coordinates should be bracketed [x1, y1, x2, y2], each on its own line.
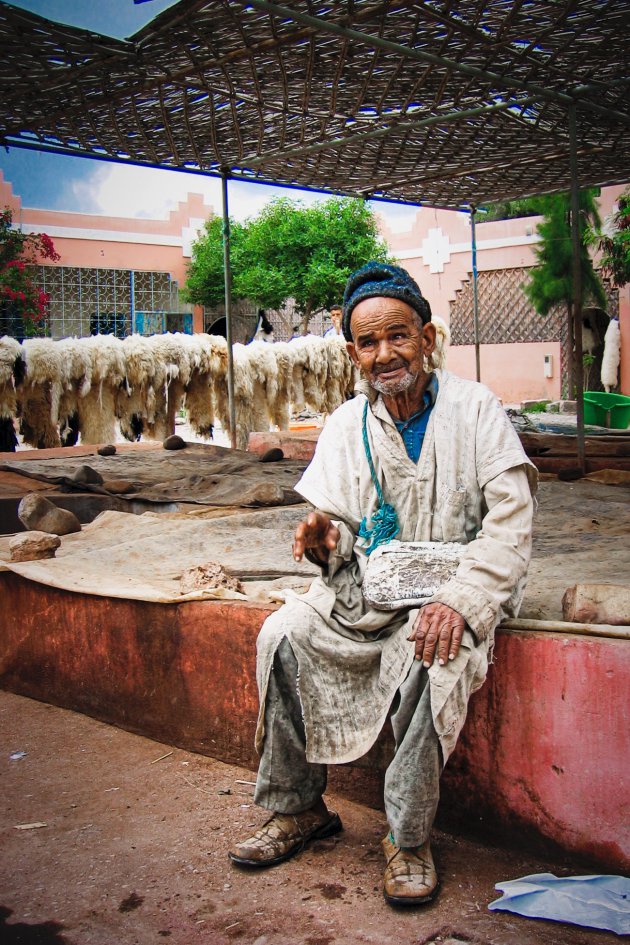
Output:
[0, 0, 629, 209]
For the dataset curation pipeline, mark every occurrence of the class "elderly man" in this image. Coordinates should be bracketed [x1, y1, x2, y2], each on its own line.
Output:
[229, 263, 536, 906]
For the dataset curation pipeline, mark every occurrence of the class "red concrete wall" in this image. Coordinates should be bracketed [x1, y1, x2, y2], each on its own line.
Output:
[0, 573, 262, 769]
[0, 572, 628, 871]
[442, 630, 630, 870]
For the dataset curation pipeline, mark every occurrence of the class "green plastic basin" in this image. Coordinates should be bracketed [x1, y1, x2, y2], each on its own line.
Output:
[583, 392, 630, 429]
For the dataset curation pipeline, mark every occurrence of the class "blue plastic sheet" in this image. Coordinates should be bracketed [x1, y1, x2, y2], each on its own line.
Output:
[488, 872, 630, 935]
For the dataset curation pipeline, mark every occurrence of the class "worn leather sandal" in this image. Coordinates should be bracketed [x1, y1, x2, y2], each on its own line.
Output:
[228, 805, 343, 868]
[382, 835, 439, 906]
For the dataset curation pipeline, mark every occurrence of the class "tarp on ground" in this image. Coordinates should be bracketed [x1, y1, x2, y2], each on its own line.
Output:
[0, 508, 316, 604]
[0, 444, 308, 507]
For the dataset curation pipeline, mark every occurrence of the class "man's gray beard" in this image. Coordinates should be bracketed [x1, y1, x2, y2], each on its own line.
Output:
[370, 370, 418, 396]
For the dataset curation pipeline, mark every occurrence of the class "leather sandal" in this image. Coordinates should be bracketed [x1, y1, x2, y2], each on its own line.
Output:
[228, 803, 343, 868]
[382, 834, 439, 906]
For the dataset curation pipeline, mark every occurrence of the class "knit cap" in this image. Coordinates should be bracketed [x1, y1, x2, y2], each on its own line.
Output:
[342, 262, 432, 341]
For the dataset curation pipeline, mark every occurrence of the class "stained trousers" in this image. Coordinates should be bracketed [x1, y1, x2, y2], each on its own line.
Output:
[254, 637, 442, 848]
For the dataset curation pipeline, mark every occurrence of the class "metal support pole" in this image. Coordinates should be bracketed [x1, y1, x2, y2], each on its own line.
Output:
[470, 205, 481, 382]
[221, 170, 237, 450]
[568, 105, 586, 474]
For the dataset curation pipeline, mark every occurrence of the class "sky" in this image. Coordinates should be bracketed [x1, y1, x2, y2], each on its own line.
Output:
[2, 0, 420, 231]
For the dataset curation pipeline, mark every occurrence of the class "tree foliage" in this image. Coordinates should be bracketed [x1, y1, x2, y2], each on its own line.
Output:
[474, 195, 551, 222]
[524, 190, 606, 316]
[0, 207, 60, 337]
[592, 186, 630, 288]
[524, 190, 606, 398]
[184, 196, 392, 329]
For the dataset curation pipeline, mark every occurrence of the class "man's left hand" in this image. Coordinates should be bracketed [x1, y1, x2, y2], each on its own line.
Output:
[408, 603, 466, 667]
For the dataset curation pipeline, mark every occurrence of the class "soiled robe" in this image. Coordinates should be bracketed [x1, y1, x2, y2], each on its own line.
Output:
[256, 369, 537, 765]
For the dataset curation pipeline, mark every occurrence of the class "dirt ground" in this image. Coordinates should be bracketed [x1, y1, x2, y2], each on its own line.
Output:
[520, 476, 630, 620]
[1, 691, 622, 945]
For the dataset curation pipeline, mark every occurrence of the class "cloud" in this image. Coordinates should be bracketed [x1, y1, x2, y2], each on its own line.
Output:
[76, 161, 331, 223]
[1, 145, 421, 231]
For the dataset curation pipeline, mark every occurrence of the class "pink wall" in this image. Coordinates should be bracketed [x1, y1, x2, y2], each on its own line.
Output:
[0, 174, 214, 287]
[381, 185, 630, 399]
[447, 342, 562, 404]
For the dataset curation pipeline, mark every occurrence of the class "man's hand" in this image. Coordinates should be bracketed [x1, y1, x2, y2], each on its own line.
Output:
[408, 603, 466, 667]
[293, 511, 340, 564]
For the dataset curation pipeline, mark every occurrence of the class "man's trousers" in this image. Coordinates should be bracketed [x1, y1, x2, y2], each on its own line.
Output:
[254, 636, 442, 848]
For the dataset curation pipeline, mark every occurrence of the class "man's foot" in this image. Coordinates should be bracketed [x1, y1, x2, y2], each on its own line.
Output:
[228, 801, 343, 868]
[382, 834, 439, 906]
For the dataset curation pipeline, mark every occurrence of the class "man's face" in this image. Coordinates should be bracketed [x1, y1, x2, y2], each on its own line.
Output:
[347, 297, 436, 399]
[330, 308, 342, 332]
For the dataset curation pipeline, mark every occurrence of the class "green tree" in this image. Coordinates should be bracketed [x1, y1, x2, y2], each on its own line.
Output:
[474, 195, 550, 222]
[184, 196, 392, 332]
[592, 186, 630, 288]
[524, 190, 606, 397]
[0, 207, 60, 338]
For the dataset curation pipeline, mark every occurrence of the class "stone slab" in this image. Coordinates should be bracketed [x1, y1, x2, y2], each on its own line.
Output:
[562, 582, 630, 625]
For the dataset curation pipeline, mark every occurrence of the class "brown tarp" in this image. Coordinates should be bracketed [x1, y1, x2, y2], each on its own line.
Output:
[0, 507, 316, 604]
[0, 444, 308, 508]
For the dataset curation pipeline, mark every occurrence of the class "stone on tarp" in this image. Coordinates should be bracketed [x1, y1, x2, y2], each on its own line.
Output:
[180, 561, 245, 597]
[260, 447, 285, 463]
[562, 583, 630, 626]
[71, 465, 104, 485]
[18, 493, 81, 536]
[163, 434, 186, 450]
[240, 482, 287, 506]
[102, 479, 135, 494]
[97, 444, 117, 456]
[10, 530, 61, 561]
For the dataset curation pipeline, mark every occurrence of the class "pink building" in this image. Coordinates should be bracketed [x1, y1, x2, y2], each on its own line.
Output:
[0, 173, 209, 336]
[2, 171, 628, 402]
[380, 184, 629, 402]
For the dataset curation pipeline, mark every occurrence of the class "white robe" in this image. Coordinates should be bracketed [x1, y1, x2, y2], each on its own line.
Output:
[256, 370, 537, 764]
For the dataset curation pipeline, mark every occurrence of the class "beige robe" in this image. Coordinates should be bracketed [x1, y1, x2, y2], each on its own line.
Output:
[256, 370, 537, 765]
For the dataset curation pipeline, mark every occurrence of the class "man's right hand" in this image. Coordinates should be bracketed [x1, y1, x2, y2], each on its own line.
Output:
[293, 511, 340, 564]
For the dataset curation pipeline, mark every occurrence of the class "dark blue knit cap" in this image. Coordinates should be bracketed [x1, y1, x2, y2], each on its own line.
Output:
[342, 262, 432, 341]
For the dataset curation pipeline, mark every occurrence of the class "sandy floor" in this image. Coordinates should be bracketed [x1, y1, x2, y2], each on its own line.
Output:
[1, 690, 620, 945]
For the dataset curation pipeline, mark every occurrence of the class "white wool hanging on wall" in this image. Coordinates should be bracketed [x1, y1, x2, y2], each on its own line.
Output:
[601, 318, 621, 392]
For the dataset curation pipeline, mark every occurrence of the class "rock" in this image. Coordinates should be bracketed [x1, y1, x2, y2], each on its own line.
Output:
[10, 530, 61, 562]
[240, 482, 287, 506]
[18, 494, 82, 535]
[562, 583, 630, 626]
[260, 447, 285, 463]
[97, 444, 117, 456]
[180, 561, 244, 595]
[102, 479, 135, 495]
[163, 434, 186, 450]
[547, 400, 576, 414]
[71, 465, 104, 485]
[558, 468, 583, 481]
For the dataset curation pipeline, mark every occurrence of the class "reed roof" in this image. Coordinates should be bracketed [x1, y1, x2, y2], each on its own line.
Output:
[1, 0, 629, 208]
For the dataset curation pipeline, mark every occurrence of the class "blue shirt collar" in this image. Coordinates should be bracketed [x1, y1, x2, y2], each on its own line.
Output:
[393, 373, 439, 432]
